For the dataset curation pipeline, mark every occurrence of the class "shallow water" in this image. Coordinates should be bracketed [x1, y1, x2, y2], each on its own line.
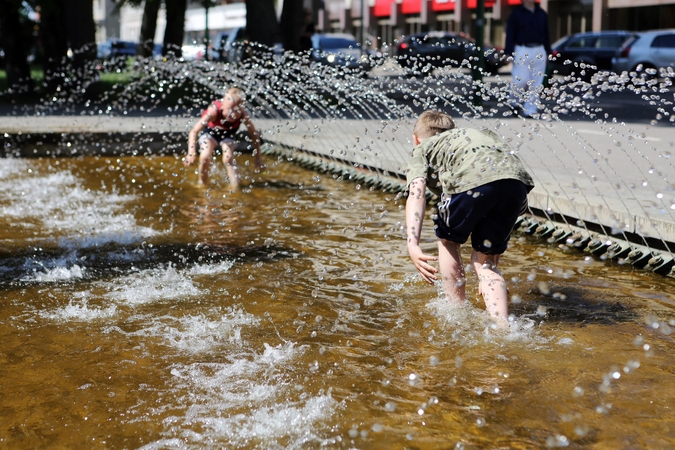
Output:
[1, 154, 675, 449]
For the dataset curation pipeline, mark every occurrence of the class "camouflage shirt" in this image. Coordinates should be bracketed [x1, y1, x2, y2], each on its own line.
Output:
[406, 127, 535, 197]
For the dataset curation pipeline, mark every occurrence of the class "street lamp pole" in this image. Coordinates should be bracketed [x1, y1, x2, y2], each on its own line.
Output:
[360, 0, 366, 56]
[472, 0, 485, 106]
[204, 1, 211, 61]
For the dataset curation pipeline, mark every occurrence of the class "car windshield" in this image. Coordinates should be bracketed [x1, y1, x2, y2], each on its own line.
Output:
[111, 41, 136, 50]
[320, 38, 358, 49]
[595, 35, 628, 48]
[552, 36, 569, 49]
[410, 34, 469, 47]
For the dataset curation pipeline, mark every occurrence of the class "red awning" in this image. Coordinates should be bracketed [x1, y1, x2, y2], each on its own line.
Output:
[377, 0, 506, 17]
[432, 0, 454, 12]
[402, 0, 421, 14]
[374, 0, 395, 17]
[432, 0, 498, 13]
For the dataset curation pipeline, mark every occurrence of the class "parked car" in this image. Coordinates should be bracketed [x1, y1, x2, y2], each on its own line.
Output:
[97, 39, 138, 59]
[218, 27, 283, 64]
[395, 31, 506, 75]
[181, 44, 206, 61]
[612, 29, 675, 77]
[310, 33, 372, 72]
[549, 30, 635, 79]
[212, 32, 230, 61]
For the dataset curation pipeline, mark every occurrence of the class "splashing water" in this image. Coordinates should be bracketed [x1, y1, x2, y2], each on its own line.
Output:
[1, 51, 675, 448]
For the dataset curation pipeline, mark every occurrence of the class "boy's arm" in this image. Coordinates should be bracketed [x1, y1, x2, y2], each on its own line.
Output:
[406, 178, 439, 284]
[242, 112, 264, 169]
[184, 106, 214, 167]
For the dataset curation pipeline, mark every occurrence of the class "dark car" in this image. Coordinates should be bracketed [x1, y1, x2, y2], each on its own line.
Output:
[310, 33, 372, 72]
[212, 31, 230, 61]
[97, 39, 139, 59]
[395, 31, 506, 75]
[549, 30, 635, 79]
[220, 27, 283, 64]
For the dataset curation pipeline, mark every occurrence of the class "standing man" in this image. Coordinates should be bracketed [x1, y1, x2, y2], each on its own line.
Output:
[504, 0, 552, 118]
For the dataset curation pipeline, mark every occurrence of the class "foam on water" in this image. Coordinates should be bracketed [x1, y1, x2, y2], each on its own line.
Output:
[186, 260, 236, 276]
[34, 261, 236, 325]
[24, 263, 85, 282]
[124, 308, 259, 353]
[0, 158, 30, 177]
[104, 265, 201, 305]
[39, 296, 117, 321]
[143, 342, 340, 448]
[0, 163, 156, 242]
[427, 295, 548, 346]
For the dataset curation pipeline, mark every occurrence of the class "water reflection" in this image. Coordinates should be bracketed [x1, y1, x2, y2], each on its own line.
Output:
[1, 152, 675, 448]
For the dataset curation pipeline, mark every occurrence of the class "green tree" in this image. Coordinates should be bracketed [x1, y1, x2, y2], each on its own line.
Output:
[244, 0, 279, 48]
[38, 0, 70, 91]
[163, 0, 187, 56]
[138, 0, 161, 57]
[280, 0, 303, 53]
[0, 0, 35, 93]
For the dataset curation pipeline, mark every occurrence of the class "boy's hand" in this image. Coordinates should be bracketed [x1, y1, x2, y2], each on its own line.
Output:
[408, 245, 438, 284]
[183, 153, 197, 167]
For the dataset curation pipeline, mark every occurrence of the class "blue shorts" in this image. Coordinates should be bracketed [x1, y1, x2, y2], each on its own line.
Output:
[433, 179, 529, 255]
[199, 127, 237, 146]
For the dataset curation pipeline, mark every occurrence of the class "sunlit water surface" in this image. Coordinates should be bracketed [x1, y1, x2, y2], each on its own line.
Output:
[1, 154, 675, 449]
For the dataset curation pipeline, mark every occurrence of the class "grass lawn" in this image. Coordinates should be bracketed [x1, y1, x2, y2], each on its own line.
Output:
[1, 58, 207, 111]
[0, 63, 142, 106]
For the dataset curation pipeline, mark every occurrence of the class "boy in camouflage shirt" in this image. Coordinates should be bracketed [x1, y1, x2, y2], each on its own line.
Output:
[405, 110, 534, 324]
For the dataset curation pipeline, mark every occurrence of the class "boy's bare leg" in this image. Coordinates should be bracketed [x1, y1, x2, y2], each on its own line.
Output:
[198, 138, 217, 185]
[221, 142, 240, 189]
[471, 251, 508, 322]
[437, 239, 466, 304]
[478, 254, 500, 296]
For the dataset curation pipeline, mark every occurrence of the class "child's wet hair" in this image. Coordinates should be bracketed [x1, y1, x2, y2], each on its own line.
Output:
[227, 87, 245, 103]
[413, 110, 456, 140]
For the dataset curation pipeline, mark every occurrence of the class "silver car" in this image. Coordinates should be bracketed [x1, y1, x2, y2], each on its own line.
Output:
[612, 29, 675, 77]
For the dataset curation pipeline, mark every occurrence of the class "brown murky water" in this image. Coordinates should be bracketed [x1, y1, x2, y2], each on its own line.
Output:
[1, 153, 675, 449]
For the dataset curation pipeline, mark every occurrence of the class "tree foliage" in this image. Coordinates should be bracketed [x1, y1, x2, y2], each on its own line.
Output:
[138, 0, 161, 57]
[0, 0, 35, 92]
[244, 0, 279, 48]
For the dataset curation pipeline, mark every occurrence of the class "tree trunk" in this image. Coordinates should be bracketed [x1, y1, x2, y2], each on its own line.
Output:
[0, 0, 34, 93]
[245, 0, 279, 48]
[163, 0, 187, 57]
[39, 0, 70, 92]
[280, 0, 303, 53]
[65, 0, 97, 68]
[138, 0, 161, 57]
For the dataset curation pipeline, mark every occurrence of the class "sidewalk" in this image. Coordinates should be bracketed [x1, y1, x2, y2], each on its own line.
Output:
[1, 110, 674, 249]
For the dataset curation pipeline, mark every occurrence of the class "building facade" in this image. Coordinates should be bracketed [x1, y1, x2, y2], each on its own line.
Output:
[316, 0, 675, 51]
[93, 0, 675, 50]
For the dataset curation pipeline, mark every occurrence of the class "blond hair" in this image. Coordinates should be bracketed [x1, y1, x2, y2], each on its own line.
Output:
[413, 110, 456, 140]
[226, 87, 245, 104]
